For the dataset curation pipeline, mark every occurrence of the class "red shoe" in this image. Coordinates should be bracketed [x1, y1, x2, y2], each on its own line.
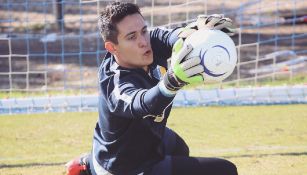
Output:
[65, 154, 91, 175]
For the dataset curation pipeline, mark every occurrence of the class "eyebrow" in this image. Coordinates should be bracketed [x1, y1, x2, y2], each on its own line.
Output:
[125, 25, 148, 38]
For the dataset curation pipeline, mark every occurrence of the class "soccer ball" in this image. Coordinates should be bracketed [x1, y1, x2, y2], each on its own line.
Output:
[183, 29, 237, 83]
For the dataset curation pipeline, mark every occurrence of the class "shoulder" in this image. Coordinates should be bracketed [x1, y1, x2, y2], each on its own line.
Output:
[150, 27, 181, 40]
[150, 27, 172, 40]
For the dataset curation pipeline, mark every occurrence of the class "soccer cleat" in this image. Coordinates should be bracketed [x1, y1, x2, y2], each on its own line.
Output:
[65, 154, 91, 175]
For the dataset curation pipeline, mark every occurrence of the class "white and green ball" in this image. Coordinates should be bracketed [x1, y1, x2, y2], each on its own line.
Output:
[183, 29, 237, 83]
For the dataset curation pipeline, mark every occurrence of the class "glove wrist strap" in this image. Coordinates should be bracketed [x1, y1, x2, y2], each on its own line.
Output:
[158, 81, 177, 97]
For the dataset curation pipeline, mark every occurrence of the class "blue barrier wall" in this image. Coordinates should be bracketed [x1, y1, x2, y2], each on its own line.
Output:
[1, 85, 306, 115]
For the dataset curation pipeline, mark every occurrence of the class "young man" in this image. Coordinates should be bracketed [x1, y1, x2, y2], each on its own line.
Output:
[66, 2, 237, 175]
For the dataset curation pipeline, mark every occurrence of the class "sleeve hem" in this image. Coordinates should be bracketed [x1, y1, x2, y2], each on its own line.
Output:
[158, 81, 177, 97]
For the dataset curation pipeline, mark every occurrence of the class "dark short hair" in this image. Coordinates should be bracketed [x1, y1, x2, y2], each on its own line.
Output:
[98, 2, 142, 44]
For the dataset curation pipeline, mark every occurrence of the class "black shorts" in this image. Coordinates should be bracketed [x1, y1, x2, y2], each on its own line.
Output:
[145, 127, 238, 175]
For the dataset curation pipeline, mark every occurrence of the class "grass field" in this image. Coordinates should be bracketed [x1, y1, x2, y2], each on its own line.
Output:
[0, 105, 307, 175]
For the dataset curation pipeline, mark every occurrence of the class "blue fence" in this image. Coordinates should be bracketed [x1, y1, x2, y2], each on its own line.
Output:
[0, 0, 307, 114]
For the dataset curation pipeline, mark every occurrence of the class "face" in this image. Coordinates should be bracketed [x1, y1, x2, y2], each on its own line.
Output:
[108, 13, 153, 71]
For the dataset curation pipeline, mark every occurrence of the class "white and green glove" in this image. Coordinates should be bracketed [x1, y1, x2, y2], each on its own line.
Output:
[159, 39, 204, 97]
[178, 14, 236, 39]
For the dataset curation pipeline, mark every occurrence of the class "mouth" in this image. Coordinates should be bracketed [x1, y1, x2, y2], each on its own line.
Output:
[143, 49, 152, 56]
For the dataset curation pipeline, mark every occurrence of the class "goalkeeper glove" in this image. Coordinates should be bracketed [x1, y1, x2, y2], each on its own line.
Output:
[159, 38, 204, 96]
[178, 14, 236, 39]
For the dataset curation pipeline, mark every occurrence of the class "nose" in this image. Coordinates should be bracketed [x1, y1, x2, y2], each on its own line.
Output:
[138, 35, 147, 48]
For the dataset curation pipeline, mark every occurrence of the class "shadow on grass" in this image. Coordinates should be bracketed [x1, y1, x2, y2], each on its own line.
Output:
[223, 151, 307, 159]
[0, 162, 66, 169]
[2, 151, 307, 168]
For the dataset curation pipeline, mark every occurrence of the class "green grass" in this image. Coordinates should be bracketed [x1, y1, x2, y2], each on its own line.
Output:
[1, 105, 307, 175]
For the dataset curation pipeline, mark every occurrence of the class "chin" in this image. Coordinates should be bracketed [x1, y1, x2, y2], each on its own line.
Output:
[147, 57, 154, 65]
[143, 55, 153, 65]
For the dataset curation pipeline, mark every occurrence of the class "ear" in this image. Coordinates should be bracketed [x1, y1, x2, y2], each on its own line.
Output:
[105, 41, 117, 54]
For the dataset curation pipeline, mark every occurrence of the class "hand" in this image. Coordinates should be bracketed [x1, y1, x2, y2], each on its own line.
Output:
[197, 14, 236, 35]
[178, 14, 236, 39]
[159, 39, 204, 96]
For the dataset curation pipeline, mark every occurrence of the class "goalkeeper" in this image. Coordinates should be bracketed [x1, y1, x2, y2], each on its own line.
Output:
[66, 2, 237, 175]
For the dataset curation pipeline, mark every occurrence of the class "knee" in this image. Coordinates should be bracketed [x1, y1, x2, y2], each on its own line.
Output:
[205, 158, 238, 175]
[177, 142, 190, 156]
[174, 135, 190, 156]
[221, 159, 238, 175]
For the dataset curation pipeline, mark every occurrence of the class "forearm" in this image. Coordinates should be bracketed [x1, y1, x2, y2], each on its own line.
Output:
[131, 84, 175, 117]
[105, 77, 175, 119]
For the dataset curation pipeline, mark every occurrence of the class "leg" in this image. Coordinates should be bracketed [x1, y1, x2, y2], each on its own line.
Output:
[163, 127, 190, 156]
[144, 155, 172, 175]
[146, 155, 237, 175]
[171, 156, 238, 175]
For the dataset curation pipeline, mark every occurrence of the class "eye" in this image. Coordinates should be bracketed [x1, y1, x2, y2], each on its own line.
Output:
[127, 34, 136, 40]
[142, 28, 148, 34]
